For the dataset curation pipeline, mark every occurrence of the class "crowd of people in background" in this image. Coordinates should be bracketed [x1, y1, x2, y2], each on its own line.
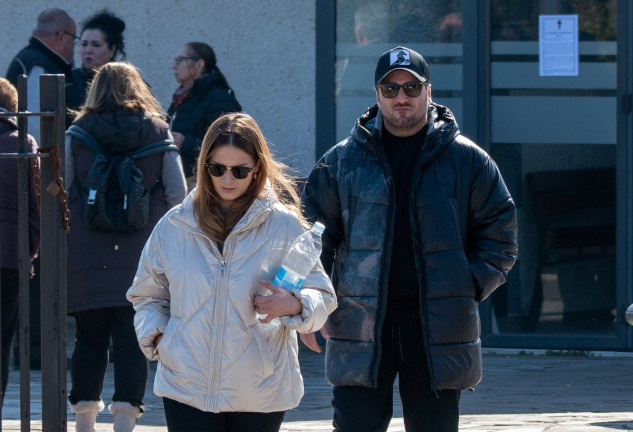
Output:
[1, 6, 519, 432]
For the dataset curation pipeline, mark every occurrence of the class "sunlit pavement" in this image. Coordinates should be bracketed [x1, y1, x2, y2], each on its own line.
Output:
[3, 323, 633, 432]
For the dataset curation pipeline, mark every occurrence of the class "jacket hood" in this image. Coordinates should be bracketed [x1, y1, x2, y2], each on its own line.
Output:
[77, 110, 150, 153]
[193, 69, 232, 93]
[0, 111, 17, 131]
[351, 102, 461, 163]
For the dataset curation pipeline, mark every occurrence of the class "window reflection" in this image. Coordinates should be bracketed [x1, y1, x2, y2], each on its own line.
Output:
[489, 0, 618, 337]
[335, 0, 462, 142]
[492, 0, 616, 41]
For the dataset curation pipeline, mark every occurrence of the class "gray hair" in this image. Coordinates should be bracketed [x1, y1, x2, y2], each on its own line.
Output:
[33, 8, 73, 36]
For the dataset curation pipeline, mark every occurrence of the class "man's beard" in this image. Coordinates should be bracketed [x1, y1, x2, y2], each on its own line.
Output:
[384, 109, 425, 132]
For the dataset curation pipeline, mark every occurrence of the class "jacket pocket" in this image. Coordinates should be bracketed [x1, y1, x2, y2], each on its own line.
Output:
[248, 325, 275, 381]
[155, 316, 182, 372]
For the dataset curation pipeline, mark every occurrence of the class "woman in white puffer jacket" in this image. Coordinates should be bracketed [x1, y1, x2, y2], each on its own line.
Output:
[127, 112, 336, 432]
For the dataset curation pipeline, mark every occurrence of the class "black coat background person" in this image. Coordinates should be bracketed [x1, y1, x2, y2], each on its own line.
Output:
[167, 42, 241, 186]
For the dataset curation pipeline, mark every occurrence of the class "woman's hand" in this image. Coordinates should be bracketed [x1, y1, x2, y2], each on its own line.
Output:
[152, 333, 163, 355]
[254, 280, 302, 324]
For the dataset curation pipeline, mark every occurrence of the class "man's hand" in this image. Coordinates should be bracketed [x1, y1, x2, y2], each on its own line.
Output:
[254, 281, 302, 324]
[171, 131, 185, 148]
[299, 326, 330, 353]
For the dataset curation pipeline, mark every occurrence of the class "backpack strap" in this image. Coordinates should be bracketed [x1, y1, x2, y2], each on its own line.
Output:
[65, 125, 103, 154]
[131, 139, 179, 159]
[67, 125, 178, 158]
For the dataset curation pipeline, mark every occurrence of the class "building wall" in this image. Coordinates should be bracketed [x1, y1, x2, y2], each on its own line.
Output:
[1, 0, 318, 176]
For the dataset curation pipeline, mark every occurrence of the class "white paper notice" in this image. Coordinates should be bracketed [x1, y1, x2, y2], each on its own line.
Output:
[539, 15, 579, 76]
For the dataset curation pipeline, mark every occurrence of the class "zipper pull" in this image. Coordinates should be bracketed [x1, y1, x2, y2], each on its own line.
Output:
[220, 258, 226, 275]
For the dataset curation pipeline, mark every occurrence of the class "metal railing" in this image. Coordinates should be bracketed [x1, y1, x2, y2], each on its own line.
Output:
[0, 74, 68, 432]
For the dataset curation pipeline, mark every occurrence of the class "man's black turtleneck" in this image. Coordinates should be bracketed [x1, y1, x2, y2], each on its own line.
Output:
[382, 124, 427, 308]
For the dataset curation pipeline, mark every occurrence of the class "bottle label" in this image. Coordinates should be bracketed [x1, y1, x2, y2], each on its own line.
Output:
[272, 266, 304, 291]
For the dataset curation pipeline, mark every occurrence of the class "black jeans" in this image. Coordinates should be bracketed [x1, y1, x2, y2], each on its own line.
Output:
[162, 397, 285, 432]
[332, 307, 460, 432]
[1, 269, 19, 405]
[68, 306, 147, 408]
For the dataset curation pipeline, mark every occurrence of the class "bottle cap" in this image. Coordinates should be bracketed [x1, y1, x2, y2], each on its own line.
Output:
[313, 221, 325, 234]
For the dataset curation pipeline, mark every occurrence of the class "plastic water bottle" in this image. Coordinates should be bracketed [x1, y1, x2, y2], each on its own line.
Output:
[272, 222, 325, 291]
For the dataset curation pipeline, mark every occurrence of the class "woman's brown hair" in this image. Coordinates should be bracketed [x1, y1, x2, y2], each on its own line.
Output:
[194, 112, 305, 243]
[75, 62, 164, 120]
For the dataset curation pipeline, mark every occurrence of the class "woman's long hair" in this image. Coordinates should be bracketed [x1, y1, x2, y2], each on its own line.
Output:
[194, 112, 305, 243]
[75, 62, 164, 120]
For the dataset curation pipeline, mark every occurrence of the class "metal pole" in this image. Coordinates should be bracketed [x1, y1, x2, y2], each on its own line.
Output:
[38, 74, 67, 432]
[16, 74, 32, 432]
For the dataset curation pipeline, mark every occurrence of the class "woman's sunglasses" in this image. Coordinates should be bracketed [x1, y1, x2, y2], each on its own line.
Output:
[204, 162, 254, 180]
[376, 82, 426, 98]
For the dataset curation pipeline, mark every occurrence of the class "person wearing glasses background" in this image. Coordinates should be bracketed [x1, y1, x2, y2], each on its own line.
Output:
[127, 112, 336, 432]
[65, 62, 187, 432]
[5, 7, 81, 138]
[69, 10, 127, 111]
[167, 42, 242, 191]
[4, 7, 81, 373]
[300, 46, 518, 432]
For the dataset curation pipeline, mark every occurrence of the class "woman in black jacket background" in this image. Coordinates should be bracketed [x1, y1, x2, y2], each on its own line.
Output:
[168, 42, 242, 189]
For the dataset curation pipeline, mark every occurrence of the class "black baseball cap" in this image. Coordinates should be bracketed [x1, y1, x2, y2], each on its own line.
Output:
[374, 46, 430, 86]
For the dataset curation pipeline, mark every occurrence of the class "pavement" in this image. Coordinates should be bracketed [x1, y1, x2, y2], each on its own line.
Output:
[2, 322, 633, 431]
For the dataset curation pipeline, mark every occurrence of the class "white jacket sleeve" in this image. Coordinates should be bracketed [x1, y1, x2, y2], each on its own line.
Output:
[127, 226, 171, 360]
[280, 260, 337, 333]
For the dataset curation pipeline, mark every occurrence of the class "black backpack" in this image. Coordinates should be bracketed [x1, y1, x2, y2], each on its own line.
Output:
[66, 125, 178, 233]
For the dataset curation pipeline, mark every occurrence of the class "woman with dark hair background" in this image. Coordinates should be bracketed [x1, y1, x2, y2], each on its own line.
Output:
[168, 42, 242, 189]
[71, 9, 126, 108]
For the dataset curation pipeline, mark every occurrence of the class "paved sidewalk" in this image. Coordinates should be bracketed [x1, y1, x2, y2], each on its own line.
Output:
[2, 336, 633, 431]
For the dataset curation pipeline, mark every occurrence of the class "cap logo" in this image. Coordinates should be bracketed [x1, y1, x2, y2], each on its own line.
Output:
[390, 49, 410, 66]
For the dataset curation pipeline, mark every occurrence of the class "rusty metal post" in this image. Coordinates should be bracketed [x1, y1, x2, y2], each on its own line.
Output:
[38, 74, 67, 432]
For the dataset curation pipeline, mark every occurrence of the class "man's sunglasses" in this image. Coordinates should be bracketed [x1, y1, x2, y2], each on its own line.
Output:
[376, 82, 426, 98]
[204, 162, 254, 180]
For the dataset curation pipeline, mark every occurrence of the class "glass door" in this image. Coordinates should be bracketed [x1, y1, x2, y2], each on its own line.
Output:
[486, 0, 620, 345]
[334, 0, 463, 142]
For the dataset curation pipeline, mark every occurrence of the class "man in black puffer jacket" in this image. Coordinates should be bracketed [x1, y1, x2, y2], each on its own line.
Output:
[301, 46, 518, 432]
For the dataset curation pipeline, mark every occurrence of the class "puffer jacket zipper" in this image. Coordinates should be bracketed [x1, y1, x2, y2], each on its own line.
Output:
[204, 210, 268, 411]
[207, 254, 228, 412]
[369, 132, 396, 389]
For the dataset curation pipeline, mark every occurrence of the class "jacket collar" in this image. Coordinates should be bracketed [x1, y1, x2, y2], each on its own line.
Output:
[170, 180, 277, 237]
[351, 102, 460, 161]
[192, 69, 231, 93]
[0, 109, 18, 130]
[30, 36, 72, 67]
